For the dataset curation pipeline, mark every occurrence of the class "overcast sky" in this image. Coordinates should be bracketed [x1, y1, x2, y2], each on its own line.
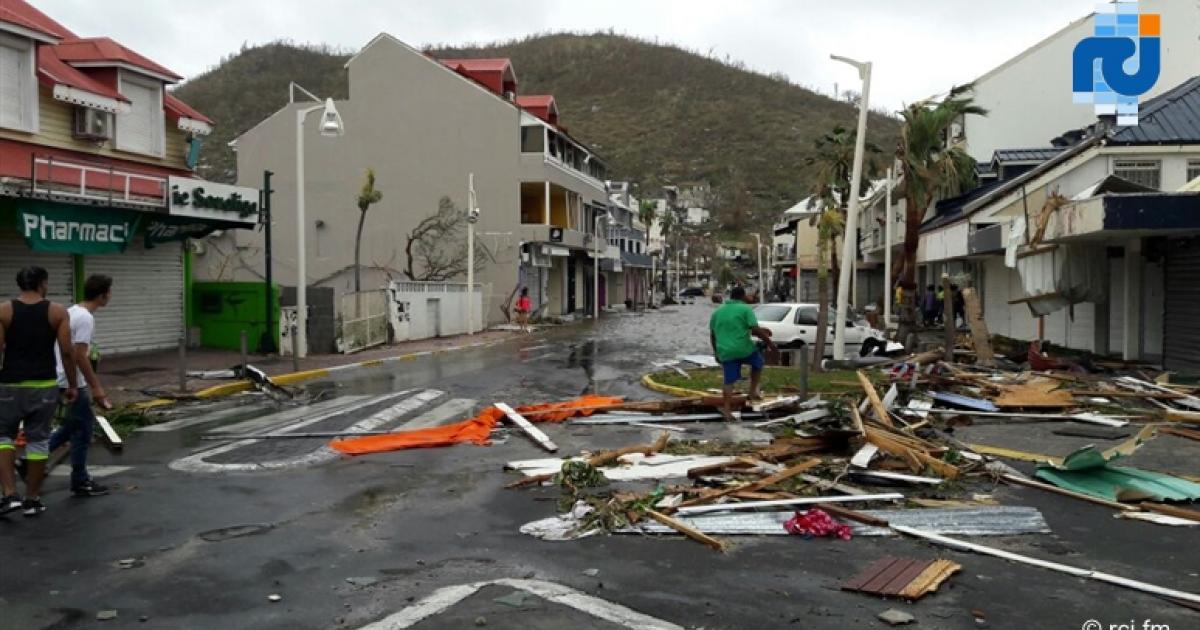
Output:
[38, 0, 1097, 110]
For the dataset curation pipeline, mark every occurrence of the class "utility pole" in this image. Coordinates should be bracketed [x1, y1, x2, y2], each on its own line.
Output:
[883, 165, 893, 328]
[259, 170, 276, 353]
[831, 54, 872, 360]
[467, 173, 478, 335]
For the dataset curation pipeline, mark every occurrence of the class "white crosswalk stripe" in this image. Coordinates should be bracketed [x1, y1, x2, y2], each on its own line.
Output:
[137, 400, 277, 433]
[400, 398, 478, 429]
[168, 390, 443, 474]
[202, 396, 370, 435]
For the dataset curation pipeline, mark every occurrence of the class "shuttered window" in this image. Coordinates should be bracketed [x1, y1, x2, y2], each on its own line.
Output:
[1187, 160, 1200, 185]
[1113, 159, 1161, 190]
[0, 33, 36, 133]
[115, 72, 164, 157]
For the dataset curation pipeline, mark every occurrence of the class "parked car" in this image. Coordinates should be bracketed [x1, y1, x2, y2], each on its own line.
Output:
[752, 303, 886, 357]
[678, 287, 706, 298]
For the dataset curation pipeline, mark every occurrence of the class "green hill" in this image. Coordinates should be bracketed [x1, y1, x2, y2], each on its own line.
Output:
[174, 33, 901, 228]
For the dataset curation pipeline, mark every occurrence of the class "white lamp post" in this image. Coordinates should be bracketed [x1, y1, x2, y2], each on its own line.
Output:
[466, 173, 480, 335]
[290, 82, 344, 358]
[753, 232, 764, 301]
[594, 210, 614, 319]
[883, 165, 894, 328]
[830, 54, 872, 361]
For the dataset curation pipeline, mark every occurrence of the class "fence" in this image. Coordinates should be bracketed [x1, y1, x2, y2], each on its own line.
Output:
[388, 281, 484, 342]
[340, 290, 390, 353]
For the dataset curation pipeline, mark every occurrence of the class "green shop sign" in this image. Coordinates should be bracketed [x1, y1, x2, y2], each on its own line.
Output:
[16, 202, 140, 254]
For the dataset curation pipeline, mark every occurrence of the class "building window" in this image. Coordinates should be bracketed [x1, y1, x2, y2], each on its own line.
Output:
[0, 33, 37, 133]
[1187, 159, 1200, 184]
[1113, 159, 1161, 190]
[116, 71, 165, 157]
[520, 125, 544, 154]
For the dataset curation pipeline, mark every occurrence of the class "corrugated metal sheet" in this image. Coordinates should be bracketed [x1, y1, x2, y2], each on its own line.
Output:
[88, 241, 183, 355]
[1110, 75, 1200, 145]
[622, 506, 1050, 537]
[1164, 237, 1200, 374]
[0, 233, 74, 305]
[993, 148, 1066, 163]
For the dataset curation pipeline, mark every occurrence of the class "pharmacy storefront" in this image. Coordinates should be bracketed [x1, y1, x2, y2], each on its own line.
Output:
[0, 177, 259, 356]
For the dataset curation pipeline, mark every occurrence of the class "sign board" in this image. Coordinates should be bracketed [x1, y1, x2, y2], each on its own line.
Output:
[17, 201, 139, 254]
[168, 176, 260, 226]
[549, 227, 564, 243]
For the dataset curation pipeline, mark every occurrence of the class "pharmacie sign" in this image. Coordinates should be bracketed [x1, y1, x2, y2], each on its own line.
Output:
[168, 176, 260, 226]
[17, 202, 139, 254]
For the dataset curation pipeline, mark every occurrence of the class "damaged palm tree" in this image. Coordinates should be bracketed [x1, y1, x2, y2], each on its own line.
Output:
[403, 196, 490, 281]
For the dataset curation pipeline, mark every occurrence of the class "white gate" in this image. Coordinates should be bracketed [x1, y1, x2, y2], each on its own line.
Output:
[340, 290, 389, 354]
[387, 281, 483, 341]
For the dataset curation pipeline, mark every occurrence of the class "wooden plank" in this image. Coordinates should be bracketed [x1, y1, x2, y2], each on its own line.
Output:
[898, 559, 962, 600]
[1009, 291, 1063, 305]
[815, 502, 890, 527]
[862, 557, 926, 594]
[1139, 502, 1200, 523]
[882, 559, 937, 596]
[849, 402, 866, 436]
[857, 371, 893, 427]
[675, 458, 821, 508]
[1161, 426, 1200, 442]
[961, 288, 994, 367]
[495, 402, 558, 452]
[842, 557, 899, 591]
[506, 432, 671, 489]
[646, 510, 727, 552]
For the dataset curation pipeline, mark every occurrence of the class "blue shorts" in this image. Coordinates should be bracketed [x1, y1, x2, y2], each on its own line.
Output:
[721, 350, 764, 385]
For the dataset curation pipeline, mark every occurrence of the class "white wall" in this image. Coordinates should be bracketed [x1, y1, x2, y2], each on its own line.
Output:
[963, 0, 1200, 162]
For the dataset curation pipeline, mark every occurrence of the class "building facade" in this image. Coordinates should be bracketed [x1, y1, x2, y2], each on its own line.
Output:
[0, 1, 248, 356]
[195, 34, 616, 350]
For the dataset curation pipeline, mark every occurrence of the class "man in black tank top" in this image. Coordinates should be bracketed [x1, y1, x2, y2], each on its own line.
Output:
[0, 266, 78, 517]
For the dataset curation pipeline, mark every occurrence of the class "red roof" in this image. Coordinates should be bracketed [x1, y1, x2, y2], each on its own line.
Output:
[437, 57, 517, 96]
[54, 37, 182, 81]
[516, 95, 559, 125]
[165, 92, 212, 124]
[0, 0, 69, 40]
[36, 45, 127, 103]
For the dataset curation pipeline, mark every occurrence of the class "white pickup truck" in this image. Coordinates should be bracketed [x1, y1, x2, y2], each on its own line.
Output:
[752, 302, 887, 357]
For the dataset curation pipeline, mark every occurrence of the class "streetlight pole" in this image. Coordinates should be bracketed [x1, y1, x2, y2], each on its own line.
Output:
[884, 165, 894, 328]
[593, 210, 612, 319]
[290, 83, 344, 358]
[467, 173, 478, 335]
[830, 55, 872, 361]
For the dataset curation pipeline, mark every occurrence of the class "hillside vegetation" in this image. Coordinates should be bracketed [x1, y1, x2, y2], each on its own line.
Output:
[174, 33, 901, 230]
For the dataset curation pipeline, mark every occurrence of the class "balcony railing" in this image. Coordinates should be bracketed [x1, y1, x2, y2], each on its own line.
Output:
[30, 156, 167, 207]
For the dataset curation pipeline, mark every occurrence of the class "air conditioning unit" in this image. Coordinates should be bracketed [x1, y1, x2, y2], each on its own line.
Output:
[73, 108, 111, 141]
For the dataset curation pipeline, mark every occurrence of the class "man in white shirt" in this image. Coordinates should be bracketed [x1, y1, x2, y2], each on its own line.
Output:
[50, 274, 113, 498]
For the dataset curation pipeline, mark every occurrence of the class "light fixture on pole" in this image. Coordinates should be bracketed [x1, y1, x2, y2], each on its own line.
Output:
[829, 54, 872, 361]
[290, 82, 344, 358]
[883, 164, 894, 328]
[753, 232, 764, 302]
[466, 173, 480, 335]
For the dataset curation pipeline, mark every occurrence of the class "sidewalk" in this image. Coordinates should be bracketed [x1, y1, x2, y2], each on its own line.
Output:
[101, 330, 523, 407]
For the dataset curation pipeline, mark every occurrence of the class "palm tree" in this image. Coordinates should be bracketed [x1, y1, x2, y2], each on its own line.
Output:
[353, 168, 384, 295]
[805, 126, 879, 365]
[638, 200, 657, 306]
[895, 85, 987, 339]
[658, 205, 677, 295]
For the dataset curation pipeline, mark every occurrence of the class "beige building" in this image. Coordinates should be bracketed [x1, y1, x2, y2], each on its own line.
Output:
[195, 34, 614, 345]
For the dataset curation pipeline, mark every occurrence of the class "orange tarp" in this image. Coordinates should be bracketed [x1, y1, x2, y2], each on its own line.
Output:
[329, 395, 624, 455]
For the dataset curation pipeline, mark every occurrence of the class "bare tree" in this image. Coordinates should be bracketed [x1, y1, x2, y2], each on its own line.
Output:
[403, 197, 488, 282]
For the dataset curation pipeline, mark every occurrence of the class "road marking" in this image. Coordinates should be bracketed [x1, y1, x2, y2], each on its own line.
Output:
[203, 396, 369, 435]
[137, 401, 275, 433]
[401, 398, 477, 429]
[169, 390, 440, 473]
[50, 465, 131, 478]
[359, 578, 682, 630]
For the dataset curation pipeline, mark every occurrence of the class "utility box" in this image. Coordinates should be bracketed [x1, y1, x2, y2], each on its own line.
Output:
[192, 282, 279, 352]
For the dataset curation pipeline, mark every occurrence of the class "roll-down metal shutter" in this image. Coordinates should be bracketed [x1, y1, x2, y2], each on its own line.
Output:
[87, 240, 183, 355]
[1164, 238, 1200, 374]
[0, 232, 74, 305]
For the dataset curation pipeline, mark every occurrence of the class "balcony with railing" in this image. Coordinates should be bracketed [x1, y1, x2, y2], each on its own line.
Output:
[519, 123, 607, 198]
[0, 153, 169, 208]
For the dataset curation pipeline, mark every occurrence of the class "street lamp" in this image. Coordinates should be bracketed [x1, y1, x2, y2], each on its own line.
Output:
[883, 164, 894, 328]
[830, 54, 872, 361]
[466, 173, 480, 335]
[592, 210, 614, 319]
[290, 82, 344, 358]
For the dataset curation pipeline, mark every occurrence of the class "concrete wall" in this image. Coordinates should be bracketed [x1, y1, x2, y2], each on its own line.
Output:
[195, 35, 527, 326]
[962, 0, 1200, 162]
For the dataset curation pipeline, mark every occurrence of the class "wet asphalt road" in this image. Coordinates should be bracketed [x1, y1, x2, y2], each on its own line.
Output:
[2, 303, 1199, 630]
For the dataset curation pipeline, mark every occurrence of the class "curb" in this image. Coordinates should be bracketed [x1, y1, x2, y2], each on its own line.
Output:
[132, 336, 516, 410]
[641, 372, 711, 398]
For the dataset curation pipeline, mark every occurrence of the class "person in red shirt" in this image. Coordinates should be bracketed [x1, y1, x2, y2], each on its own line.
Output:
[515, 287, 532, 333]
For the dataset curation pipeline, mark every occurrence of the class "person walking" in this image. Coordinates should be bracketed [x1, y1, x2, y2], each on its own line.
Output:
[50, 275, 114, 498]
[709, 286, 775, 421]
[921, 285, 937, 327]
[0, 266, 78, 517]
[514, 287, 532, 333]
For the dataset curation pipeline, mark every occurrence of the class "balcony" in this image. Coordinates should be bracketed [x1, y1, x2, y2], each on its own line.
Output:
[2, 154, 168, 209]
[519, 124, 607, 199]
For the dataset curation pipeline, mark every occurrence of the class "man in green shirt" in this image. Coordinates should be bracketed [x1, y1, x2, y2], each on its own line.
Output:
[709, 286, 775, 421]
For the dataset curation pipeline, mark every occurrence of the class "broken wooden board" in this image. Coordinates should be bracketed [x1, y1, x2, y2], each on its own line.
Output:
[961, 288, 994, 367]
[850, 444, 880, 469]
[646, 509, 727, 552]
[992, 377, 1074, 409]
[857, 370, 894, 427]
[676, 458, 822, 508]
[95, 415, 124, 452]
[495, 403, 557, 452]
[674, 493, 905, 516]
[842, 556, 962, 601]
